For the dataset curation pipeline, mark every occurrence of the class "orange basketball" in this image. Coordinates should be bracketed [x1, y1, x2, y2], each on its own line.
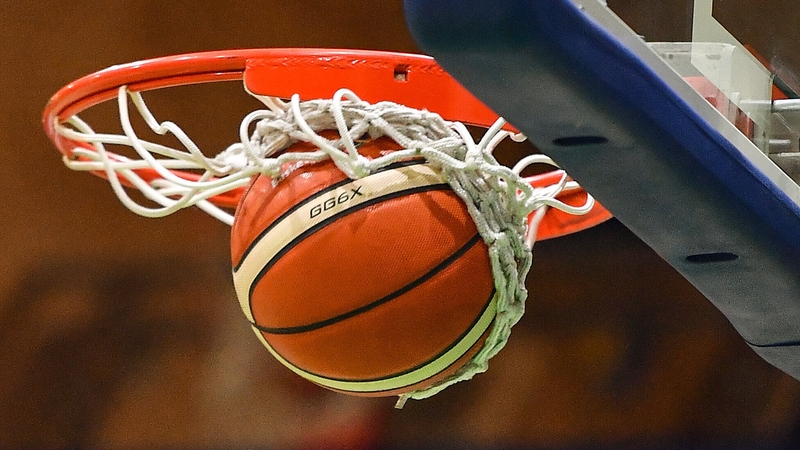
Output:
[230, 136, 496, 397]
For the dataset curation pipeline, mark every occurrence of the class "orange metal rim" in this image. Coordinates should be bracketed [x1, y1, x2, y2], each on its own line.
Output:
[42, 48, 610, 239]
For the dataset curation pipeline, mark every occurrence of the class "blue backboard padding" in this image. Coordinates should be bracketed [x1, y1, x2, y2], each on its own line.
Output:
[405, 0, 800, 378]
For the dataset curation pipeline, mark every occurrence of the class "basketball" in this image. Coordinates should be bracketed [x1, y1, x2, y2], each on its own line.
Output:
[230, 135, 497, 397]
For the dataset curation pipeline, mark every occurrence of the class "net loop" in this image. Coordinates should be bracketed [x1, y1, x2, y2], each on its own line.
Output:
[55, 85, 597, 405]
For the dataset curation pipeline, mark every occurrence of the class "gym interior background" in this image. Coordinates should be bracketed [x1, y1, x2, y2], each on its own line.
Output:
[2, 1, 800, 448]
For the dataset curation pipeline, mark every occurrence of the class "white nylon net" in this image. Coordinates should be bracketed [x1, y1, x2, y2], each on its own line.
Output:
[56, 87, 595, 407]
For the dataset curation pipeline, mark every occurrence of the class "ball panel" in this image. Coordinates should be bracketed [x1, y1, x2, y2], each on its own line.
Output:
[231, 136, 404, 267]
[232, 162, 345, 268]
[259, 238, 494, 381]
[232, 162, 448, 323]
[327, 327, 492, 397]
[249, 189, 479, 329]
[251, 291, 496, 395]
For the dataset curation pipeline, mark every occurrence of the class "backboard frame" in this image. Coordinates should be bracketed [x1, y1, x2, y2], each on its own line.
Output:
[404, 0, 800, 379]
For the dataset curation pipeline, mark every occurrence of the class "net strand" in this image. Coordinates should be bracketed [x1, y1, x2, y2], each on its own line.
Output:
[54, 86, 596, 406]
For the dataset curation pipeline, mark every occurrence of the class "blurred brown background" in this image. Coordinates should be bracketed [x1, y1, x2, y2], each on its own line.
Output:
[2, 1, 800, 449]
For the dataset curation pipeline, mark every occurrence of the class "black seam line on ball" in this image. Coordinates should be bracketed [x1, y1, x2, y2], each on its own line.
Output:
[251, 287, 496, 386]
[234, 158, 428, 273]
[324, 288, 496, 385]
[245, 181, 452, 313]
[252, 233, 484, 335]
[246, 182, 452, 318]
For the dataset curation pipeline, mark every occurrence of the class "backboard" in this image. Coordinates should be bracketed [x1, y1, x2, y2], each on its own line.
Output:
[404, 0, 800, 380]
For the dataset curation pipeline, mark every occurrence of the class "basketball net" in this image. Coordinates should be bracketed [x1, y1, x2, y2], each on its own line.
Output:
[56, 86, 595, 407]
